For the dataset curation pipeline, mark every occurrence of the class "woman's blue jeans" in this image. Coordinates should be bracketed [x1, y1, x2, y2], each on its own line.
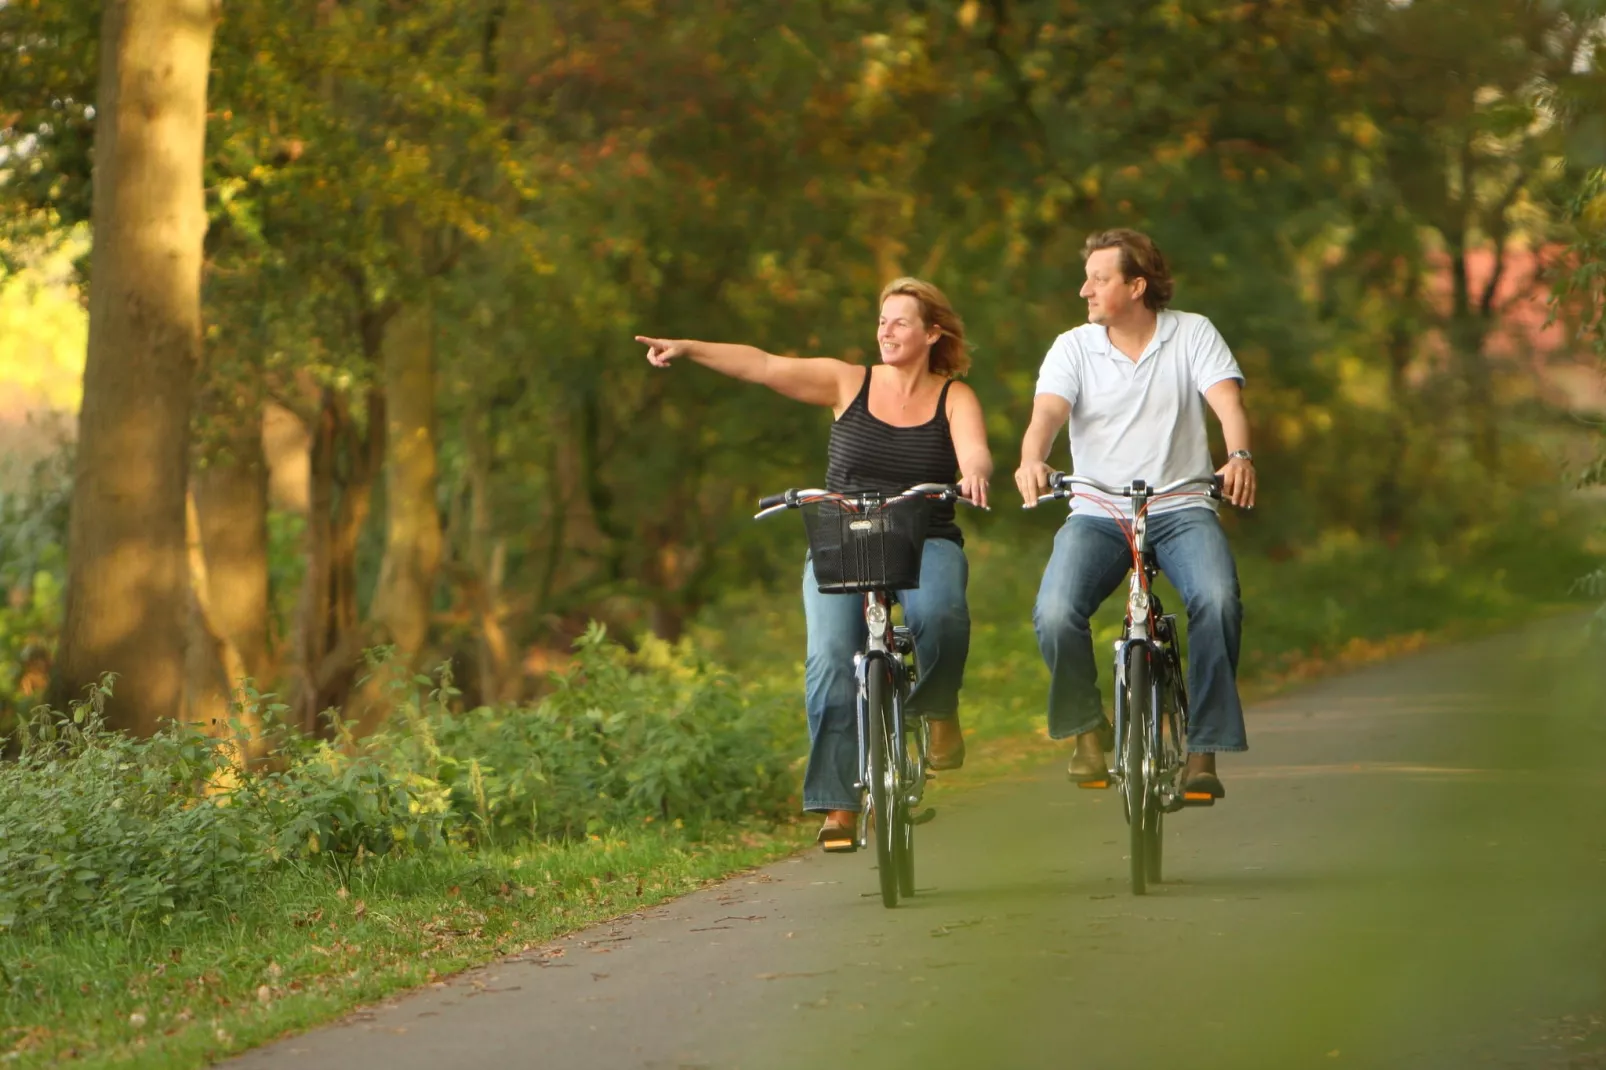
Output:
[800, 538, 970, 813]
[1034, 507, 1247, 752]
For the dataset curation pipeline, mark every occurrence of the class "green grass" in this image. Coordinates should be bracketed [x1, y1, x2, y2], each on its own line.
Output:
[0, 824, 811, 1068]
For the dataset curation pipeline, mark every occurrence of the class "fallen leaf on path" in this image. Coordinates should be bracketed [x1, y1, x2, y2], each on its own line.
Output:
[755, 971, 829, 980]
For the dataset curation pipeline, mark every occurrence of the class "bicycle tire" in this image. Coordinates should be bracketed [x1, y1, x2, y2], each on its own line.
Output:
[1125, 646, 1151, 896]
[895, 715, 918, 897]
[866, 664, 899, 908]
[1150, 656, 1187, 881]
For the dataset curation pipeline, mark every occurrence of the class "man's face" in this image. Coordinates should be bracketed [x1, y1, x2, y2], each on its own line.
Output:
[1079, 247, 1145, 325]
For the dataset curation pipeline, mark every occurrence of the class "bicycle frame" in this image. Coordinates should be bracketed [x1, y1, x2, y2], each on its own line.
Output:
[1037, 474, 1220, 811]
[851, 593, 925, 849]
[1109, 489, 1181, 810]
[755, 481, 965, 900]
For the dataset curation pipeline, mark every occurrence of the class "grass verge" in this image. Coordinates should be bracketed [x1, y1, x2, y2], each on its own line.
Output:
[1, 823, 812, 1068]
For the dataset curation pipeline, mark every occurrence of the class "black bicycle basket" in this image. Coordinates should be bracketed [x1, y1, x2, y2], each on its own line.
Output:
[802, 494, 932, 594]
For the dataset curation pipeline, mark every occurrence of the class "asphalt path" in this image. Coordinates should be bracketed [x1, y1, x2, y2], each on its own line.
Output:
[225, 620, 1606, 1069]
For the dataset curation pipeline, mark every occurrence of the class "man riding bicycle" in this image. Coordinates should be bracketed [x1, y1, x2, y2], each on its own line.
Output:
[1015, 228, 1256, 799]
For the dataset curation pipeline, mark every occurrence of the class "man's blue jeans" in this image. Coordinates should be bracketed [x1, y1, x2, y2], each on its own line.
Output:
[801, 538, 970, 813]
[1034, 507, 1247, 752]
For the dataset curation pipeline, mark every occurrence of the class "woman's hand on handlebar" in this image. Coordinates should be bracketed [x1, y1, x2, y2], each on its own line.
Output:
[637, 336, 691, 368]
[1014, 460, 1056, 508]
[1215, 455, 1256, 509]
[958, 473, 990, 510]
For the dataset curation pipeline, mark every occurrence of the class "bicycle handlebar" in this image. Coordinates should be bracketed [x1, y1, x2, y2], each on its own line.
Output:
[1033, 473, 1224, 507]
[754, 483, 979, 520]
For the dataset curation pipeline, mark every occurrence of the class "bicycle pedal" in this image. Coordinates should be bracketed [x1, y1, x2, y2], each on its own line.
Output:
[1075, 778, 1111, 791]
[909, 807, 937, 826]
[1180, 791, 1217, 807]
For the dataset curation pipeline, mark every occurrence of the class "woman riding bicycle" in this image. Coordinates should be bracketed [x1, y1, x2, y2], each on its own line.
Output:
[637, 278, 993, 851]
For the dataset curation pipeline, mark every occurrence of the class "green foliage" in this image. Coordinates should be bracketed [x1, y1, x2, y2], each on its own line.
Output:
[0, 683, 278, 934]
[0, 627, 795, 936]
[0, 447, 71, 732]
[5, 0, 1601, 701]
[1552, 166, 1606, 634]
[370, 623, 798, 842]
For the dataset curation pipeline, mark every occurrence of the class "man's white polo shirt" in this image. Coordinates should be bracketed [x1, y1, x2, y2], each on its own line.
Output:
[1034, 309, 1242, 518]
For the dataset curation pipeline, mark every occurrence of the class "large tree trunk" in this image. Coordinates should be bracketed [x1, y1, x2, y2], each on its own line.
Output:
[368, 295, 442, 664]
[52, 0, 217, 733]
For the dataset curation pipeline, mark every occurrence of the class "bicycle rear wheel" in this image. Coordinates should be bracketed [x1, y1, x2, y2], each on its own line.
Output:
[1124, 647, 1151, 896]
[1149, 658, 1186, 881]
[866, 665, 899, 908]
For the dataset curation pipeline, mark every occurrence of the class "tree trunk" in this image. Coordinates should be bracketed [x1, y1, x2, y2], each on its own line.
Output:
[52, 0, 217, 733]
[465, 406, 514, 704]
[183, 490, 263, 762]
[1447, 239, 1500, 471]
[369, 295, 442, 665]
[293, 386, 382, 735]
[193, 420, 272, 683]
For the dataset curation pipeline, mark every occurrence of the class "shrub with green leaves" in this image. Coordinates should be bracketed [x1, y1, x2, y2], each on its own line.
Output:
[0, 685, 276, 934]
[0, 626, 799, 935]
[371, 623, 800, 843]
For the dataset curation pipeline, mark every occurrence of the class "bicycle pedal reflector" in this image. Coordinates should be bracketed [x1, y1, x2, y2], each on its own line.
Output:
[1181, 791, 1217, 806]
[1077, 779, 1111, 791]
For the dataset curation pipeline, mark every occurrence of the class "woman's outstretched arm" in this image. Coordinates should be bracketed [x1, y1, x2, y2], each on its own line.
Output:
[637, 337, 860, 410]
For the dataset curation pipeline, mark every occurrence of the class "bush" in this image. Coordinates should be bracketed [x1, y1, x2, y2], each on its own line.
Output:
[0, 447, 71, 732]
[0, 684, 276, 933]
[0, 626, 799, 935]
[370, 623, 799, 843]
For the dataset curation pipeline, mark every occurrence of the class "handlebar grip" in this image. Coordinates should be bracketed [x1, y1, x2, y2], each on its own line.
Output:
[757, 492, 791, 510]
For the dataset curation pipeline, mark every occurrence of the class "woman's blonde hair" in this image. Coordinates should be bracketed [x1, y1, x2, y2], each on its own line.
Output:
[879, 277, 971, 378]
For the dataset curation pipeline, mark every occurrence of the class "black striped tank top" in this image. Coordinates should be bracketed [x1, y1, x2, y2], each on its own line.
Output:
[825, 367, 963, 545]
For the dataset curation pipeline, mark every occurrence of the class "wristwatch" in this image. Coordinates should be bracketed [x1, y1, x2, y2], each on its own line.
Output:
[1228, 449, 1253, 462]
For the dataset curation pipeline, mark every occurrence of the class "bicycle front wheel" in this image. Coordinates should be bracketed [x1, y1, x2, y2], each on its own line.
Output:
[895, 715, 920, 897]
[1124, 646, 1152, 896]
[866, 664, 899, 908]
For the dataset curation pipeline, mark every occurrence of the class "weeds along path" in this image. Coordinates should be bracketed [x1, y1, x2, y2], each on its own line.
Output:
[223, 617, 1606, 1070]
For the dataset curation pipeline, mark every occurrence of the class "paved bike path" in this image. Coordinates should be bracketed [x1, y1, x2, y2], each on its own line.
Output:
[225, 622, 1605, 1069]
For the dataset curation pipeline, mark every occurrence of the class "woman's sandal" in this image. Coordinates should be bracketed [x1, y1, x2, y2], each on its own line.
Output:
[817, 812, 858, 853]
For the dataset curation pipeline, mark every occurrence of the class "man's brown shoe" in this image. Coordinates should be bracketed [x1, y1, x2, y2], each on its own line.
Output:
[1182, 752, 1225, 799]
[928, 716, 966, 771]
[1067, 728, 1110, 785]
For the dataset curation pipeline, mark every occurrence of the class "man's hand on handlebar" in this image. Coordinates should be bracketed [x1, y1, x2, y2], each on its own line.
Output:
[1014, 460, 1056, 508]
[1215, 455, 1256, 509]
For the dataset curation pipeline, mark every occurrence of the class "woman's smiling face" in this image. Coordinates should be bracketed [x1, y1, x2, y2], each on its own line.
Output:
[877, 294, 938, 367]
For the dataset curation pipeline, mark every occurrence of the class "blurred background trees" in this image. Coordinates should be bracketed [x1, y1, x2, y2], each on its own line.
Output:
[1, 0, 1602, 740]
